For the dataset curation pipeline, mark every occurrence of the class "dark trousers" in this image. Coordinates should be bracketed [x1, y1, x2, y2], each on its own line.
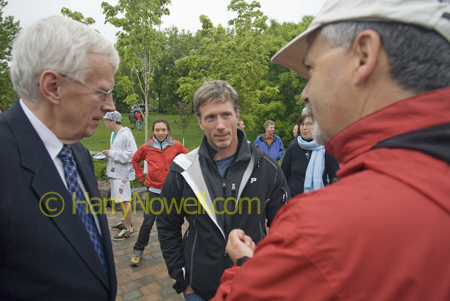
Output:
[133, 190, 161, 255]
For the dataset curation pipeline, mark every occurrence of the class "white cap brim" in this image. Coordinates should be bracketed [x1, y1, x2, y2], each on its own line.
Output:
[271, 23, 322, 79]
[271, 0, 450, 80]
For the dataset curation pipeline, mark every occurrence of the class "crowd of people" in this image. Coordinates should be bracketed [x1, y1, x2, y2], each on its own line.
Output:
[2, 0, 450, 299]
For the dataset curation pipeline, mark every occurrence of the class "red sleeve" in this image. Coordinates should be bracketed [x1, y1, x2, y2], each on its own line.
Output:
[132, 143, 147, 182]
[212, 201, 338, 301]
[179, 143, 189, 154]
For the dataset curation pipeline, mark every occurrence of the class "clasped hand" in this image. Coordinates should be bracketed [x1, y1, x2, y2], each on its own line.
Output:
[226, 229, 256, 263]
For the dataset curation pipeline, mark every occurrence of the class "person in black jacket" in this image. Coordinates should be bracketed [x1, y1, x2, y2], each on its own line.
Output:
[282, 114, 339, 197]
[156, 80, 289, 301]
[0, 15, 119, 300]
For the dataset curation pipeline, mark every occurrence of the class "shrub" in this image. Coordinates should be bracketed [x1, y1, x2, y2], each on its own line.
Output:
[92, 157, 144, 188]
[93, 159, 108, 179]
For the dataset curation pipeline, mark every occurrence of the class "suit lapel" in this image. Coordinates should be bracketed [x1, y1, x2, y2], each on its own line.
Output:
[6, 101, 111, 289]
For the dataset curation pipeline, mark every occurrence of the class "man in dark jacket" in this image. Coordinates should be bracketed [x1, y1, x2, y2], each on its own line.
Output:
[128, 112, 135, 129]
[157, 80, 289, 301]
[0, 15, 118, 300]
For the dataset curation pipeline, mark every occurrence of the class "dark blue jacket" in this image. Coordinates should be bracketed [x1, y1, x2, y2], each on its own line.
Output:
[0, 101, 117, 300]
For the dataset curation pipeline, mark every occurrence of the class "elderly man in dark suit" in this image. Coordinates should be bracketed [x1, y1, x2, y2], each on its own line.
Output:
[0, 15, 119, 300]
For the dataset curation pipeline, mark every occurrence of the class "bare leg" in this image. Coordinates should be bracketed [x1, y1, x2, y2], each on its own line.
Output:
[121, 201, 132, 230]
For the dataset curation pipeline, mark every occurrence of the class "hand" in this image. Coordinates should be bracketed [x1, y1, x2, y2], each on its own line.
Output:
[95, 152, 103, 156]
[226, 229, 256, 263]
[102, 150, 110, 157]
[184, 285, 194, 294]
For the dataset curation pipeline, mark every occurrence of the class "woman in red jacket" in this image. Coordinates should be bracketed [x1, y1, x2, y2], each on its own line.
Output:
[130, 118, 188, 267]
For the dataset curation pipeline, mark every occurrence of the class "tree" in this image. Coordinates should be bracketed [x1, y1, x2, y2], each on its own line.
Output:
[176, 0, 278, 121]
[151, 26, 201, 114]
[260, 16, 313, 145]
[102, 0, 171, 143]
[173, 98, 193, 145]
[61, 7, 96, 26]
[0, 0, 20, 109]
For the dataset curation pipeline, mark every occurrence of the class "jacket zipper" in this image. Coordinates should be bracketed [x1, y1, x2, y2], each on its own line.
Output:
[222, 178, 227, 236]
[222, 178, 228, 270]
[281, 186, 288, 204]
[231, 182, 236, 220]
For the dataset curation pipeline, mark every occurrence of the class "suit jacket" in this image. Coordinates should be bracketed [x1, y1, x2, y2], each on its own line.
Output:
[0, 101, 117, 300]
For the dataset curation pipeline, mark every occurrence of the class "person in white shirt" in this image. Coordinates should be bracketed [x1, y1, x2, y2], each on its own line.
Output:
[98, 111, 137, 240]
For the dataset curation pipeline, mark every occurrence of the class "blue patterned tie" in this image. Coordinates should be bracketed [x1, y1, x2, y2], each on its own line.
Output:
[58, 145, 109, 277]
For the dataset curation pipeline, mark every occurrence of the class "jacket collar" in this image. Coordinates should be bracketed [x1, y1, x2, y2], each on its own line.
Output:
[259, 131, 278, 142]
[147, 136, 175, 148]
[198, 129, 251, 163]
[326, 87, 450, 164]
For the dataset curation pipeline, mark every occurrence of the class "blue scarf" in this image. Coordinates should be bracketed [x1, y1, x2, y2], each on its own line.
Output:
[298, 136, 325, 192]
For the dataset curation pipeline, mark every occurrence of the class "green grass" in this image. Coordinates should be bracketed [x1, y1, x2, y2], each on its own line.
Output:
[81, 112, 205, 152]
[81, 111, 259, 152]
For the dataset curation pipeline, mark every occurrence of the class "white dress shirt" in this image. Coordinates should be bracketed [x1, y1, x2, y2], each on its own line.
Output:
[20, 99, 102, 235]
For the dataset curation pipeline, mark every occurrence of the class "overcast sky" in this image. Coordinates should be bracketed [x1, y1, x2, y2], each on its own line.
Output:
[4, 0, 326, 43]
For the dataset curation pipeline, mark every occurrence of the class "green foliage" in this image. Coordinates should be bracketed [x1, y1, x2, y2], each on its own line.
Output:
[61, 7, 96, 25]
[130, 178, 144, 188]
[176, 0, 277, 119]
[56, 0, 315, 149]
[102, 0, 171, 142]
[151, 26, 201, 113]
[258, 16, 314, 145]
[173, 98, 193, 144]
[0, 0, 20, 109]
[93, 159, 108, 179]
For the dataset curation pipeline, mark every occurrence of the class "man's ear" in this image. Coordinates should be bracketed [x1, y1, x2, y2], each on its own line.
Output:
[197, 116, 204, 130]
[352, 29, 381, 87]
[39, 70, 62, 105]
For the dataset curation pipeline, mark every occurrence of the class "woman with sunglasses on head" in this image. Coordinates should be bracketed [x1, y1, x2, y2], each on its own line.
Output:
[281, 114, 339, 197]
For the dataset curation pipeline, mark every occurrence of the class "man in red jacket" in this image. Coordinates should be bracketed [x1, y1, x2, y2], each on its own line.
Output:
[213, 0, 450, 300]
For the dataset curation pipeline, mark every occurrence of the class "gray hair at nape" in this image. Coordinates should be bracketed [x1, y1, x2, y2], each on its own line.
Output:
[10, 15, 120, 103]
[320, 21, 450, 95]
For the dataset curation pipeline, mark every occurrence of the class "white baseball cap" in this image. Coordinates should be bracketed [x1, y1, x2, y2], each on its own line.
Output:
[272, 0, 450, 79]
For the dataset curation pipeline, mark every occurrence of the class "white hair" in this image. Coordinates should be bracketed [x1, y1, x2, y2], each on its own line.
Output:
[11, 15, 120, 102]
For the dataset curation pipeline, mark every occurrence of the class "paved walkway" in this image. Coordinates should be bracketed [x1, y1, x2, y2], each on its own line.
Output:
[107, 207, 187, 301]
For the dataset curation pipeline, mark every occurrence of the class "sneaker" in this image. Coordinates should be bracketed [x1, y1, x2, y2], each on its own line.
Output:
[111, 222, 133, 231]
[130, 255, 142, 267]
[113, 228, 135, 241]
[111, 221, 125, 231]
